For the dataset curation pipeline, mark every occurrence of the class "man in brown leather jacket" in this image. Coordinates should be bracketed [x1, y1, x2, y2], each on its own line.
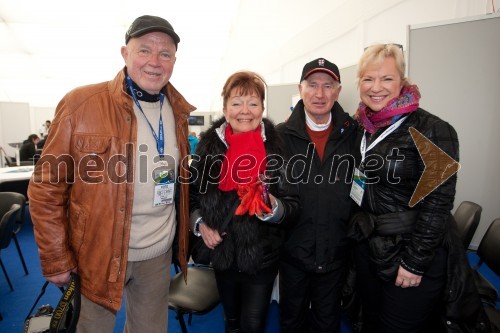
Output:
[28, 15, 195, 332]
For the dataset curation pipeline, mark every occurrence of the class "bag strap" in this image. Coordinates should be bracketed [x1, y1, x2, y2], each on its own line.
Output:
[50, 272, 80, 333]
[24, 280, 51, 323]
[219, 198, 240, 233]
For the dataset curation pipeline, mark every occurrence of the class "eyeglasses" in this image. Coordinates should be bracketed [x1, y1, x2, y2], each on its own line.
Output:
[364, 43, 403, 52]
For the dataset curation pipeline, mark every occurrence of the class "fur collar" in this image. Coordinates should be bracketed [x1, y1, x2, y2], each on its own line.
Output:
[214, 120, 268, 148]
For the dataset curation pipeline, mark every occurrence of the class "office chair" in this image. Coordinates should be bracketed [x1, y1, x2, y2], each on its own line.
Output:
[0, 203, 22, 291]
[472, 218, 500, 330]
[453, 200, 482, 250]
[477, 218, 500, 275]
[3, 155, 15, 167]
[168, 264, 220, 333]
[0, 192, 29, 275]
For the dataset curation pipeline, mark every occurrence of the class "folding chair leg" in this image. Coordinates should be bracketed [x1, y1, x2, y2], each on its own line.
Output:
[176, 311, 188, 333]
[13, 234, 29, 275]
[0, 258, 14, 291]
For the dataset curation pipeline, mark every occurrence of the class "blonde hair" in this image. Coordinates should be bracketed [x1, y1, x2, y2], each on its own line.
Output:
[357, 44, 407, 87]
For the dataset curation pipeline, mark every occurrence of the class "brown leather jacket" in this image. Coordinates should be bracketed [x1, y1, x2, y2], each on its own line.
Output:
[28, 68, 195, 311]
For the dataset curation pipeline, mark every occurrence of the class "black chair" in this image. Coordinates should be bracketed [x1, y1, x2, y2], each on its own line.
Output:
[0, 202, 22, 291]
[168, 264, 220, 333]
[473, 218, 500, 330]
[453, 200, 482, 250]
[0, 192, 29, 275]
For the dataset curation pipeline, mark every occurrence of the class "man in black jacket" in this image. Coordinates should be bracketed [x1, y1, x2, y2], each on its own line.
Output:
[276, 58, 357, 333]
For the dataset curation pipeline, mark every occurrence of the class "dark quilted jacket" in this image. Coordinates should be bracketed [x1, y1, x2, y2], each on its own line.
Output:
[357, 108, 490, 332]
[359, 108, 458, 274]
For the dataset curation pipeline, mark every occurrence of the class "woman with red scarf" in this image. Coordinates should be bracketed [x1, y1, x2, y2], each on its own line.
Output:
[189, 71, 300, 332]
[349, 44, 488, 332]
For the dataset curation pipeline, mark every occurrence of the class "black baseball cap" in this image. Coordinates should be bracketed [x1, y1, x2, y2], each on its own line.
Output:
[300, 58, 341, 83]
[125, 15, 180, 48]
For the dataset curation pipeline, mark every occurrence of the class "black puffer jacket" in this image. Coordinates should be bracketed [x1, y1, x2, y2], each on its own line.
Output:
[355, 108, 490, 332]
[359, 108, 458, 274]
[276, 100, 357, 273]
[189, 117, 300, 274]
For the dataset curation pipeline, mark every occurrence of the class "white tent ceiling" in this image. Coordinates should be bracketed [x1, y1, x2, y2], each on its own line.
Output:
[0, 0, 345, 112]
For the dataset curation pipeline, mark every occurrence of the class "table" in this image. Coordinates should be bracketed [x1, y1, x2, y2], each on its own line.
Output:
[0, 166, 34, 183]
[0, 166, 34, 198]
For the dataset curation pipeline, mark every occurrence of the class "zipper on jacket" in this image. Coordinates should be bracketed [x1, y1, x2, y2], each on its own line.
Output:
[118, 114, 135, 278]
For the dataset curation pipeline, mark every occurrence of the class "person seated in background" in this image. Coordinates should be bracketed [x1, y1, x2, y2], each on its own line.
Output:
[37, 137, 46, 150]
[19, 134, 40, 161]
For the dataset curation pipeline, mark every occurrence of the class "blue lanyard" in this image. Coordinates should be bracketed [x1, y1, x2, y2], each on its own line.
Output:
[126, 76, 165, 157]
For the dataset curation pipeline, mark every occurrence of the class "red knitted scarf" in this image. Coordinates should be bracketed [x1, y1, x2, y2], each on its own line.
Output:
[218, 124, 266, 192]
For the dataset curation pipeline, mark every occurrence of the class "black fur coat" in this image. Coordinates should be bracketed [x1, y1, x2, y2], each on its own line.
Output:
[189, 117, 300, 274]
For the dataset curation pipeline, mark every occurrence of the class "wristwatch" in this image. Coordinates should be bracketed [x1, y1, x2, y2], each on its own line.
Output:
[194, 217, 204, 237]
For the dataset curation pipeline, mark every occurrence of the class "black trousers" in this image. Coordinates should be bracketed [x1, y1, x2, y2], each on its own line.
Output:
[354, 240, 448, 333]
[279, 260, 346, 333]
[215, 264, 278, 333]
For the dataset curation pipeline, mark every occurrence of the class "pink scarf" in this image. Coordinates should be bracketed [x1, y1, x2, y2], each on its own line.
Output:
[355, 84, 421, 133]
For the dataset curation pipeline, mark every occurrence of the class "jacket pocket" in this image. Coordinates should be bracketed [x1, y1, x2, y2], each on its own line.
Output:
[73, 135, 112, 184]
[69, 207, 88, 256]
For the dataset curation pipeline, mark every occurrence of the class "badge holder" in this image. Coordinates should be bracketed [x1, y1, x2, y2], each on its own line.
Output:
[350, 168, 367, 206]
[153, 167, 175, 207]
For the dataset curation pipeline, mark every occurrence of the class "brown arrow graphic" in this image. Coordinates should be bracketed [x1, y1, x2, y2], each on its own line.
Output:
[408, 127, 460, 207]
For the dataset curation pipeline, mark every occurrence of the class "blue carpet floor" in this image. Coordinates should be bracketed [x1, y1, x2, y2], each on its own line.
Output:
[0, 208, 231, 333]
[0, 207, 498, 332]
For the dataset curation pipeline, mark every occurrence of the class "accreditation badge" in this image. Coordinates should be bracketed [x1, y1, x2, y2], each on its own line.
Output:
[350, 168, 366, 206]
[153, 167, 175, 207]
